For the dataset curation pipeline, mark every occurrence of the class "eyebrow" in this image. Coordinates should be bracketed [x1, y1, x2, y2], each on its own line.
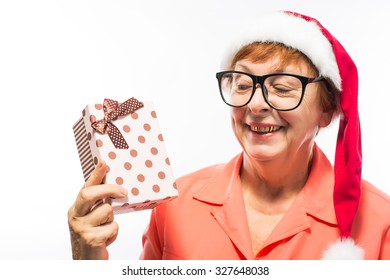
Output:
[234, 63, 252, 73]
[234, 62, 287, 74]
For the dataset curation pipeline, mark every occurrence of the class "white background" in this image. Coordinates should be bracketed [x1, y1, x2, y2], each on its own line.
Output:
[0, 0, 389, 260]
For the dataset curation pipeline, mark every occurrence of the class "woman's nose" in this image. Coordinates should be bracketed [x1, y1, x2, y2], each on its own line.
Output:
[247, 86, 272, 114]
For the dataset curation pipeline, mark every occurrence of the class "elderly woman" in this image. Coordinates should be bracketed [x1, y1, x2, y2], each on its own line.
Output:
[68, 11, 390, 259]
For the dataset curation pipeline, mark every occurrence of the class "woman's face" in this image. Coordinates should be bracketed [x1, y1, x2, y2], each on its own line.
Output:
[231, 57, 332, 162]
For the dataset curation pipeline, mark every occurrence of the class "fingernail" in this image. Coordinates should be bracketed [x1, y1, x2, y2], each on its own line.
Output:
[97, 160, 109, 172]
[120, 187, 128, 196]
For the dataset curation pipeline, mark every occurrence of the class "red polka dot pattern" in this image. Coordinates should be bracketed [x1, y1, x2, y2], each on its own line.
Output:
[143, 123, 151, 131]
[130, 149, 138, 157]
[80, 101, 178, 214]
[150, 147, 158, 155]
[123, 125, 131, 133]
[124, 162, 132, 170]
[96, 139, 103, 147]
[145, 160, 153, 168]
[137, 174, 145, 182]
[138, 135, 146, 143]
[108, 151, 116, 159]
[158, 171, 166, 179]
[152, 184, 160, 193]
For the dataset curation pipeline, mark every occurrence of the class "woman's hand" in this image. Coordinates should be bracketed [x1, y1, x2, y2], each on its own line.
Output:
[67, 161, 128, 259]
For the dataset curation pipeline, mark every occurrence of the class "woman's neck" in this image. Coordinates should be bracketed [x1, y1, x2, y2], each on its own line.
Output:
[240, 148, 313, 215]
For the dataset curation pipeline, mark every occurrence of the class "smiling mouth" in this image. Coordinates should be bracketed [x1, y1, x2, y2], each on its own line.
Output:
[249, 125, 282, 134]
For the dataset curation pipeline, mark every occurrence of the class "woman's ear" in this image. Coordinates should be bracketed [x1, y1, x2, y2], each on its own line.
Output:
[319, 109, 334, 128]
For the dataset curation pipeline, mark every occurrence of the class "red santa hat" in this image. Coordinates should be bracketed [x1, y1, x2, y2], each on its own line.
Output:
[222, 11, 363, 259]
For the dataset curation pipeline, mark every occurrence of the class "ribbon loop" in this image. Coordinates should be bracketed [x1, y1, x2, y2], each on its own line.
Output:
[91, 97, 144, 149]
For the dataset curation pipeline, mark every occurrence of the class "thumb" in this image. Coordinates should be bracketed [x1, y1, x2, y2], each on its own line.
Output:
[84, 160, 108, 188]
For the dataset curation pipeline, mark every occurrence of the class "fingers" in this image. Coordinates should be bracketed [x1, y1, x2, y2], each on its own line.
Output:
[71, 202, 116, 235]
[85, 221, 119, 248]
[68, 161, 126, 259]
[70, 216, 119, 260]
[72, 161, 128, 217]
[68, 195, 120, 259]
[84, 160, 108, 188]
[88, 202, 115, 227]
[73, 184, 127, 217]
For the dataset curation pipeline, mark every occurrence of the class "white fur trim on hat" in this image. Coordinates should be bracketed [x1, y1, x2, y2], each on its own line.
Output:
[222, 11, 341, 91]
[322, 238, 364, 260]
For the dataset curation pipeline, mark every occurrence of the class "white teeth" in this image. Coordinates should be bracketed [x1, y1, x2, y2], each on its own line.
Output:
[250, 125, 281, 133]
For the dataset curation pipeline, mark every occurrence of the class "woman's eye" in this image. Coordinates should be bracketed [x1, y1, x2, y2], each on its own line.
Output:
[237, 84, 251, 90]
[273, 85, 291, 93]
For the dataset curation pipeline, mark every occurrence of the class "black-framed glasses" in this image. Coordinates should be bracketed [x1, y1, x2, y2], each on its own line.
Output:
[216, 71, 324, 111]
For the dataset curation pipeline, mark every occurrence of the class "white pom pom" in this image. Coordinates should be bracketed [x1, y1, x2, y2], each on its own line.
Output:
[322, 238, 364, 259]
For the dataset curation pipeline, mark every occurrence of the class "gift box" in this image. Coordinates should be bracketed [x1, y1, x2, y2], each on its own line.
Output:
[73, 97, 178, 214]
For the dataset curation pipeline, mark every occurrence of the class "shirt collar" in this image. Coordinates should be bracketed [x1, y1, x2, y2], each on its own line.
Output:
[299, 144, 337, 224]
[193, 145, 337, 225]
[192, 152, 243, 205]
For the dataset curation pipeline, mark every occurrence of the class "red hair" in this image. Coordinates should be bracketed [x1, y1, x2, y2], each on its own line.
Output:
[230, 42, 336, 112]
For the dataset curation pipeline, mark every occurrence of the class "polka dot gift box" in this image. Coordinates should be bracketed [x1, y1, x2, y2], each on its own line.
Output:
[73, 97, 178, 214]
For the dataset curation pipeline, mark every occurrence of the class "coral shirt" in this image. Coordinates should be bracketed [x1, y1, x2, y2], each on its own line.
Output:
[140, 145, 390, 259]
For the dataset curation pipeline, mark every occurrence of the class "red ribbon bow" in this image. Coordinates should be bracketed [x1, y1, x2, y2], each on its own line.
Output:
[91, 97, 144, 149]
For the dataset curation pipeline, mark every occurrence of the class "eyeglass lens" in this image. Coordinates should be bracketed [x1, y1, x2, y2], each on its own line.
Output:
[220, 72, 303, 110]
